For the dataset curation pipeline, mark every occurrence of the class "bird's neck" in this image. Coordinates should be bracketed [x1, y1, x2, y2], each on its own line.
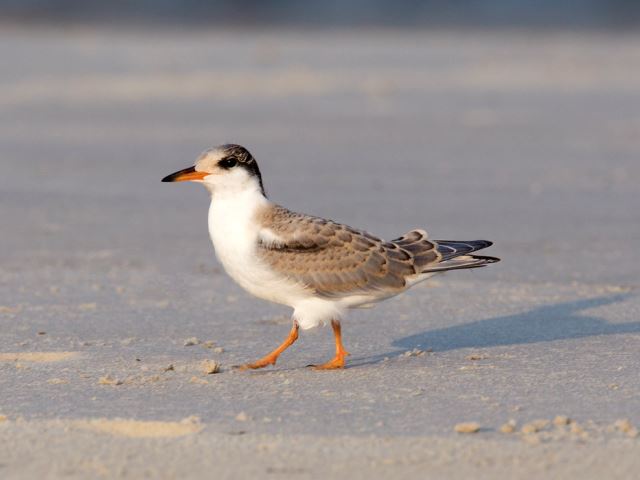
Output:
[208, 185, 270, 242]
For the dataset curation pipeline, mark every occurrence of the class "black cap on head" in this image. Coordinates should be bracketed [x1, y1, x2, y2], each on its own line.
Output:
[217, 144, 265, 195]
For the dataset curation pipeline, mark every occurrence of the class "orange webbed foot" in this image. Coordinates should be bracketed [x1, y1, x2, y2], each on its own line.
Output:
[310, 319, 350, 370]
[236, 357, 277, 371]
[236, 322, 299, 371]
[310, 350, 350, 370]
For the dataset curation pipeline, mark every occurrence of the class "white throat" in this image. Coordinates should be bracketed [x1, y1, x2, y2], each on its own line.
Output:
[208, 183, 268, 242]
[207, 183, 270, 285]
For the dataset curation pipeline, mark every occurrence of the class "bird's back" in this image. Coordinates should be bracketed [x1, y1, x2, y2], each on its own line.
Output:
[255, 206, 499, 303]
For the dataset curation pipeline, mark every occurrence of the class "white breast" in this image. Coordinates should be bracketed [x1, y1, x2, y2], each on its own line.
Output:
[207, 190, 307, 307]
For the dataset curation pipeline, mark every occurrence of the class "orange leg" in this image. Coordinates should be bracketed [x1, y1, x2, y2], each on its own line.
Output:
[313, 319, 350, 370]
[238, 321, 299, 370]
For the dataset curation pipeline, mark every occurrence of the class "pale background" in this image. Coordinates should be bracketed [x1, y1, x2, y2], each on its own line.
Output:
[1, 2, 639, 478]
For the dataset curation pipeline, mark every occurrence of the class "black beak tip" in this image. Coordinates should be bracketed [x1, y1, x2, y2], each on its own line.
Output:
[161, 166, 197, 183]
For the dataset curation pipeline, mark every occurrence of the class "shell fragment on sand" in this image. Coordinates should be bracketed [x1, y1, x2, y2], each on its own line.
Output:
[614, 419, 639, 438]
[553, 415, 571, 426]
[201, 360, 221, 374]
[454, 422, 481, 434]
[184, 337, 201, 347]
[521, 420, 550, 434]
[500, 420, 517, 434]
[98, 375, 123, 386]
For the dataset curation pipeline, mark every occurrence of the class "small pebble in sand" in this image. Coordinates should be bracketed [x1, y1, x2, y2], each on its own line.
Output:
[163, 364, 175, 372]
[614, 419, 639, 437]
[500, 419, 517, 434]
[213, 347, 224, 354]
[454, 422, 480, 433]
[0, 415, 7, 422]
[235, 412, 250, 422]
[553, 415, 571, 426]
[202, 341, 216, 349]
[201, 360, 221, 375]
[184, 337, 200, 347]
[189, 376, 208, 385]
[570, 423, 585, 435]
[403, 348, 426, 357]
[466, 354, 489, 361]
[98, 375, 123, 386]
[521, 419, 549, 434]
[37, 331, 46, 335]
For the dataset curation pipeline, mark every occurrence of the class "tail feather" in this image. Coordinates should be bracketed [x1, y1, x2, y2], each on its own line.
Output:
[421, 254, 500, 273]
[435, 240, 493, 261]
[391, 230, 499, 275]
[420, 239, 499, 273]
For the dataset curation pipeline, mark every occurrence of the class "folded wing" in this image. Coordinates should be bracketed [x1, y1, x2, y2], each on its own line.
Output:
[257, 207, 425, 298]
[256, 206, 498, 299]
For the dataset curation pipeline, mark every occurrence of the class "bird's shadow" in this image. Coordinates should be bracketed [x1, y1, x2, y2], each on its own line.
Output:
[351, 293, 638, 367]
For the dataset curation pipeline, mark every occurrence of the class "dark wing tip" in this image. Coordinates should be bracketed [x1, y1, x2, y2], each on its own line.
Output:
[471, 254, 500, 264]
[434, 239, 495, 261]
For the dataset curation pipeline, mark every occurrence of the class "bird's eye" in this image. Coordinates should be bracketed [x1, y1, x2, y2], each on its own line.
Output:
[218, 158, 238, 169]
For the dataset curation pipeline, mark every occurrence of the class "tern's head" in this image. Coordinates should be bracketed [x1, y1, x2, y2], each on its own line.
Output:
[162, 144, 265, 196]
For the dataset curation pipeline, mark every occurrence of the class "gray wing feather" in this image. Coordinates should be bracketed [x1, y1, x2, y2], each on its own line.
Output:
[257, 208, 436, 298]
[257, 206, 498, 298]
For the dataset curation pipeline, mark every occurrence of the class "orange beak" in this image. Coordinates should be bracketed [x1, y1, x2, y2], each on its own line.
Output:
[161, 166, 208, 182]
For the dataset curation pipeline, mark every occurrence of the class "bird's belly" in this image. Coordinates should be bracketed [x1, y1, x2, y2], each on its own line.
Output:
[225, 259, 299, 305]
[211, 235, 308, 307]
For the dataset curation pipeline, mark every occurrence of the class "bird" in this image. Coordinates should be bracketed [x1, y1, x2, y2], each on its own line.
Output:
[162, 144, 499, 370]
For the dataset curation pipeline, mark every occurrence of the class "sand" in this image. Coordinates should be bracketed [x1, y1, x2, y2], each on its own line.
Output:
[0, 26, 639, 479]
[0, 352, 80, 362]
[1, 419, 639, 479]
[75, 417, 203, 438]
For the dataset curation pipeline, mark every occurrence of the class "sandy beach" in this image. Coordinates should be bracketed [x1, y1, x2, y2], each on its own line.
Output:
[1, 27, 639, 478]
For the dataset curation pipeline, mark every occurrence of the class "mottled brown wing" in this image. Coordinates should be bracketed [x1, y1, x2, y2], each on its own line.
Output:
[256, 206, 441, 298]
